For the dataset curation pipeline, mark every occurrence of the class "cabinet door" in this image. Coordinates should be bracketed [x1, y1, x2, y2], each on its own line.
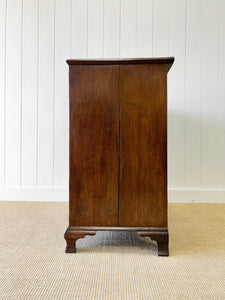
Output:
[119, 64, 167, 227]
[69, 65, 119, 226]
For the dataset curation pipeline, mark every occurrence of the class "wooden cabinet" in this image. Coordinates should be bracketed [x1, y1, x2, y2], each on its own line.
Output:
[64, 58, 174, 256]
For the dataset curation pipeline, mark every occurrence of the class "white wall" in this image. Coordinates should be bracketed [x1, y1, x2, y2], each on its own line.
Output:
[0, 0, 225, 203]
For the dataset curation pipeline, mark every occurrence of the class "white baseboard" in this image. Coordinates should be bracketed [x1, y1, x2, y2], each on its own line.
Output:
[168, 188, 225, 203]
[0, 188, 224, 203]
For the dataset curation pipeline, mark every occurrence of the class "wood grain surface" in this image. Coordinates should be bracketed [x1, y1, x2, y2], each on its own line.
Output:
[119, 64, 167, 227]
[69, 65, 119, 226]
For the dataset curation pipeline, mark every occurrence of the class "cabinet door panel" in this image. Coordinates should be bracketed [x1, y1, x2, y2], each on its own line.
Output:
[69, 65, 119, 226]
[119, 64, 167, 227]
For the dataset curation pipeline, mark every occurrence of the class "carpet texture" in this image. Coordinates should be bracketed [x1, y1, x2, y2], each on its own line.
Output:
[0, 202, 224, 299]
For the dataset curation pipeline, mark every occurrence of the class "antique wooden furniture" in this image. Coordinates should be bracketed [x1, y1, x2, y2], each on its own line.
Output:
[64, 58, 174, 256]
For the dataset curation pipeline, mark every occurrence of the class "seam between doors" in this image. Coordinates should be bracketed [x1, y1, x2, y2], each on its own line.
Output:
[118, 66, 120, 226]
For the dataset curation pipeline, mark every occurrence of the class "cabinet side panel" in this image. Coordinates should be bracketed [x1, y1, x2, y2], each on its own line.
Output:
[119, 64, 167, 227]
[69, 65, 119, 226]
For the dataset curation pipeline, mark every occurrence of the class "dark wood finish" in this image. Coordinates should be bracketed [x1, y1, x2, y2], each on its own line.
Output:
[138, 230, 169, 256]
[69, 65, 119, 226]
[67, 57, 174, 71]
[64, 226, 168, 255]
[119, 64, 167, 227]
[65, 226, 168, 232]
[64, 227, 96, 253]
[65, 58, 174, 256]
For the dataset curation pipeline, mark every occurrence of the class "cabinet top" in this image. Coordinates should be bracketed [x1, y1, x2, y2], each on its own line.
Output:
[67, 57, 174, 72]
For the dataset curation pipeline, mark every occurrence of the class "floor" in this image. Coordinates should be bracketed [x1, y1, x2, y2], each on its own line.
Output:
[0, 202, 224, 299]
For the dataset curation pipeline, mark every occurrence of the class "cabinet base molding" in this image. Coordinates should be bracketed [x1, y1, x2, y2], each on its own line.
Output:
[64, 226, 169, 256]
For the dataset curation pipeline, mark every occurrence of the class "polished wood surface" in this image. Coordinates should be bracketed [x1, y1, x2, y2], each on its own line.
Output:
[67, 57, 174, 71]
[65, 58, 174, 256]
[64, 226, 168, 256]
[119, 64, 167, 227]
[69, 65, 119, 226]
